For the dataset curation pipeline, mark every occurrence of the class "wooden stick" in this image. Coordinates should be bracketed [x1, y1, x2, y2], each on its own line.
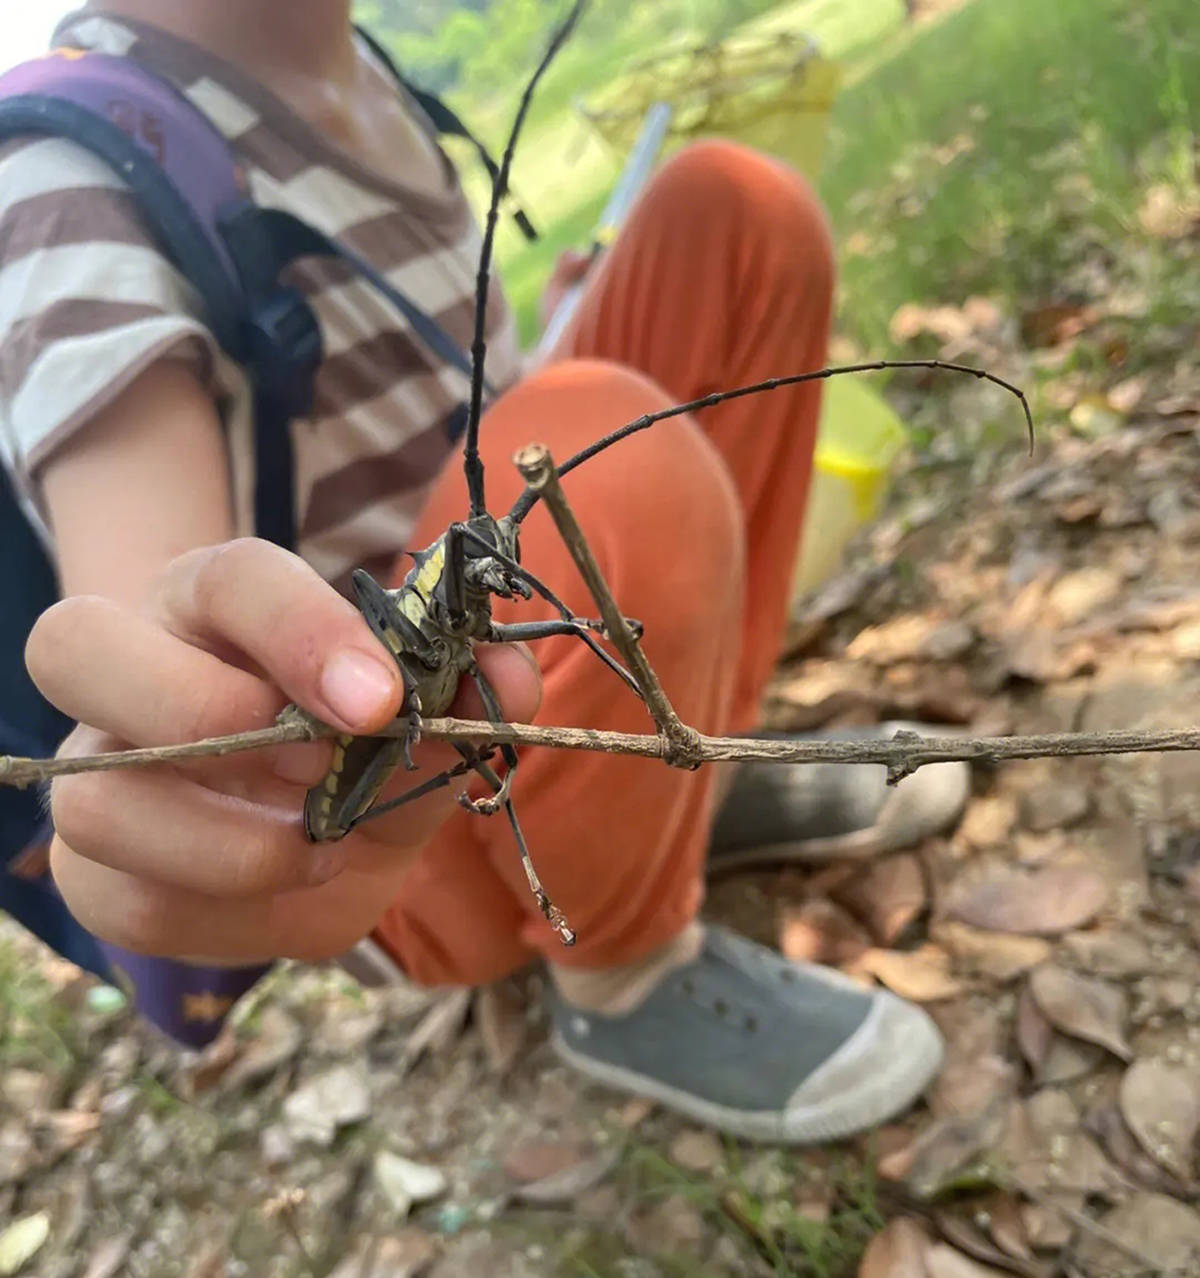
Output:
[512, 442, 703, 768]
[7, 718, 1200, 791]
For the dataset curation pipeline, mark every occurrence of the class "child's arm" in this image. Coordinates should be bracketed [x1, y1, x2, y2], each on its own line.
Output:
[28, 359, 542, 963]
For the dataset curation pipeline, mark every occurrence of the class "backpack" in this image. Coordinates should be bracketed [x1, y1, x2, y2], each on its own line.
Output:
[0, 32, 524, 1048]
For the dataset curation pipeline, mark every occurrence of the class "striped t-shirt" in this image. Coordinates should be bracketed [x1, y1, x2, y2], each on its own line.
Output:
[0, 11, 522, 593]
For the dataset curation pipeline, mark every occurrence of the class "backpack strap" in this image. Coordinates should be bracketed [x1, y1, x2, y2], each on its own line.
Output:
[353, 25, 538, 243]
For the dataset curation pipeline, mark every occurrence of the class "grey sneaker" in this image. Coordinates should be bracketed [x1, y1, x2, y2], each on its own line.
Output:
[549, 925, 943, 1143]
[709, 721, 970, 871]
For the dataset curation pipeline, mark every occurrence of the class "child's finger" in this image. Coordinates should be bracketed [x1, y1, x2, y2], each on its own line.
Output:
[147, 538, 405, 735]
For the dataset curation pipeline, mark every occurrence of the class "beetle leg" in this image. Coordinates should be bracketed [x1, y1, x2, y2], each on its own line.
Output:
[348, 749, 493, 827]
[488, 620, 643, 698]
[447, 739, 575, 947]
[455, 659, 518, 816]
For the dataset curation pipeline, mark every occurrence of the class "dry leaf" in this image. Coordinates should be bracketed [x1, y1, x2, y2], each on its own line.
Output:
[924, 1246, 1011, 1277]
[1028, 964, 1131, 1060]
[859, 1217, 934, 1277]
[847, 615, 938, 664]
[902, 1102, 1008, 1200]
[1084, 1103, 1190, 1195]
[180, 1023, 238, 1097]
[400, 988, 472, 1072]
[983, 1195, 1033, 1263]
[475, 981, 527, 1077]
[513, 1149, 620, 1206]
[852, 946, 964, 1002]
[1020, 1195, 1080, 1253]
[1119, 1058, 1200, 1181]
[1021, 1090, 1119, 1196]
[1059, 929, 1153, 978]
[948, 867, 1108, 936]
[1037, 1035, 1104, 1085]
[769, 660, 880, 729]
[39, 1109, 100, 1151]
[957, 796, 1019, 849]
[931, 1211, 1045, 1277]
[1074, 1192, 1200, 1276]
[503, 1140, 587, 1184]
[780, 899, 872, 966]
[1014, 985, 1052, 1074]
[835, 854, 927, 945]
[939, 924, 1051, 982]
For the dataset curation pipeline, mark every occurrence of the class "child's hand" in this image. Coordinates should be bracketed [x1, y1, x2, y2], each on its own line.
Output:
[26, 538, 542, 964]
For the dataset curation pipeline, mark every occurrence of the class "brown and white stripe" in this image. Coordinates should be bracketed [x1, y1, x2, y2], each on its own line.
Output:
[0, 12, 522, 591]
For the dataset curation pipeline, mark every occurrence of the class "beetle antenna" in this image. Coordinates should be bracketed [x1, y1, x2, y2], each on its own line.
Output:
[508, 358, 1035, 523]
[463, 0, 589, 520]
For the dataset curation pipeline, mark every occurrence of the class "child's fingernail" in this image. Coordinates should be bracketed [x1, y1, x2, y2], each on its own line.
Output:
[309, 845, 345, 885]
[320, 649, 397, 727]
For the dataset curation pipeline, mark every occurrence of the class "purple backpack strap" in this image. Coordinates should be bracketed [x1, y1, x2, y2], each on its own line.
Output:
[0, 50, 250, 354]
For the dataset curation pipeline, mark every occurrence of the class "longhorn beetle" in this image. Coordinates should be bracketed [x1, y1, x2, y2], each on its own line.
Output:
[289, 0, 1034, 947]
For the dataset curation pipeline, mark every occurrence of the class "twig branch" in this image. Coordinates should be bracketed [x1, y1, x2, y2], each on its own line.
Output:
[8, 718, 1200, 791]
[513, 442, 704, 768]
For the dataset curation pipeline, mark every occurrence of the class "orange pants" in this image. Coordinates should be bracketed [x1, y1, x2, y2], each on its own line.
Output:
[373, 140, 834, 985]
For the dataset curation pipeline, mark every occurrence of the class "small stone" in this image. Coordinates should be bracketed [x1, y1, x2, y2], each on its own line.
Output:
[80, 1236, 133, 1278]
[433, 1205, 471, 1236]
[626, 1195, 708, 1255]
[85, 986, 127, 1017]
[576, 1185, 621, 1223]
[328, 1231, 439, 1278]
[260, 1125, 293, 1168]
[283, 1064, 371, 1147]
[100, 1086, 139, 1121]
[612, 1097, 655, 1129]
[668, 1128, 723, 1174]
[920, 620, 976, 661]
[1021, 784, 1091, 832]
[313, 1000, 384, 1057]
[0, 1213, 50, 1276]
[502, 1139, 586, 1184]
[374, 1152, 448, 1217]
[0, 1121, 35, 1186]
[1, 1069, 58, 1115]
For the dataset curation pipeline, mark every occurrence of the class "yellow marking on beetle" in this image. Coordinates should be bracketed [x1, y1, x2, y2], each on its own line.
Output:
[415, 542, 446, 597]
[331, 741, 346, 774]
[319, 795, 332, 816]
[399, 592, 426, 627]
[380, 626, 406, 657]
[324, 773, 339, 795]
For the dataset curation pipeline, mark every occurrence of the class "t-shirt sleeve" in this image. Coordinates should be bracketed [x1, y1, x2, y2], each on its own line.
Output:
[0, 134, 226, 494]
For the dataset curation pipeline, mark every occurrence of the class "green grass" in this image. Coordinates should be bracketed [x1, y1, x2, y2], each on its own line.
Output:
[502, 1135, 888, 1278]
[819, 0, 1200, 349]
[455, 0, 907, 345]
[461, 0, 1199, 356]
[0, 935, 78, 1073]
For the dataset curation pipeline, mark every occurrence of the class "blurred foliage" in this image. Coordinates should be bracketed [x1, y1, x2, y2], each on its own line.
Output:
[354, 0, 786, 105]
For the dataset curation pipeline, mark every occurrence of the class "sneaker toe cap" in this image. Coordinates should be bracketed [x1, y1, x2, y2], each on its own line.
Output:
[781, 991, 944, 1142]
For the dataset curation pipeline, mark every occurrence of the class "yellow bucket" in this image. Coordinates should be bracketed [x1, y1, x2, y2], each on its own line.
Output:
[792, 377, 907, 598]
[578, 31, 841, 181]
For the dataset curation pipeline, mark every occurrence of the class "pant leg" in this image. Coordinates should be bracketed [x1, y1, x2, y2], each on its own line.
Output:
[372, 360, 744, 985]
[372, 142, 834, 986]
[555, 139, 835, 729]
